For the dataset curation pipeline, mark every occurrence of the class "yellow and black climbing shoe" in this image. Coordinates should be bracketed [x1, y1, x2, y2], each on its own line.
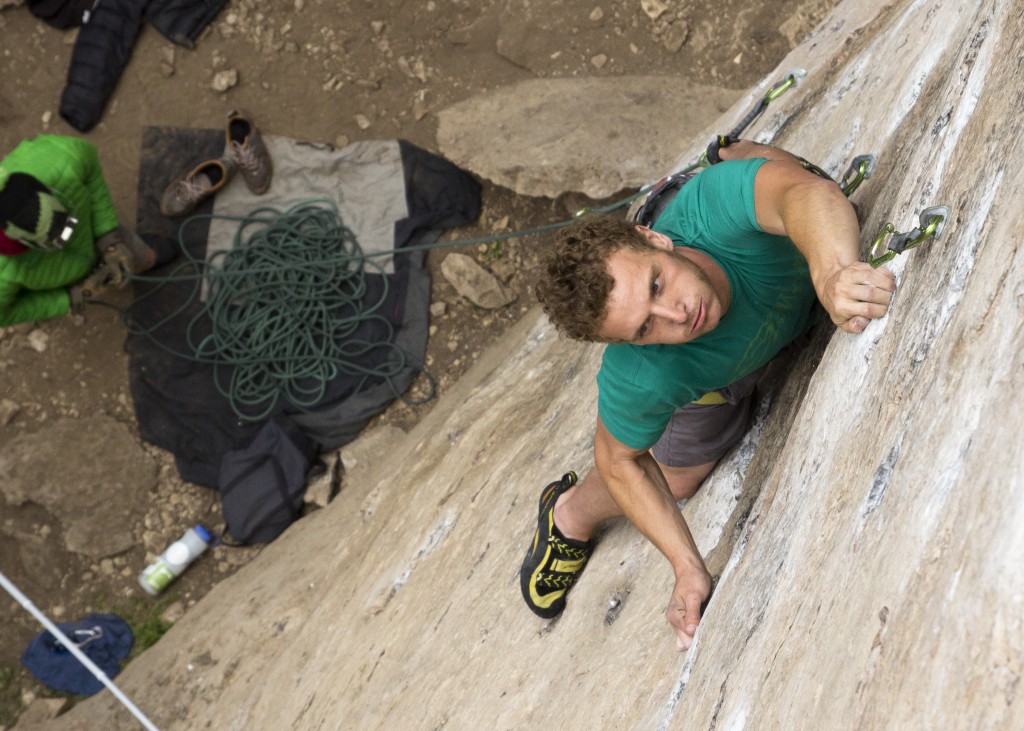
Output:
[520, 471, 592, 619]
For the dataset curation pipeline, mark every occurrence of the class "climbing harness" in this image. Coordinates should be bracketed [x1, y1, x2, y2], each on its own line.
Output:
[869, 205, 950, 267]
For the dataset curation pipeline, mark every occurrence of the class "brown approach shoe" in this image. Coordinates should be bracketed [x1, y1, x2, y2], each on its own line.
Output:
[225, 108, 273, 194]
[159, 158, 236, 218]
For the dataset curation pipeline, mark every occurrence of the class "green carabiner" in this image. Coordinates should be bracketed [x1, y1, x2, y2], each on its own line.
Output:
[840, 154, 877, 197]
[869, 205, 950, 267]
[765, 69, 806, 102]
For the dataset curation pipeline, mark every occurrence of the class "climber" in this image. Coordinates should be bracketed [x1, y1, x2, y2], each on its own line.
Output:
[0, 135, 156, 327]
[519, 138, 896, 651]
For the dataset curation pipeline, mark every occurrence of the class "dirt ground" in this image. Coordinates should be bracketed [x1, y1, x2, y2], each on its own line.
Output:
[0, 0, 834, 725]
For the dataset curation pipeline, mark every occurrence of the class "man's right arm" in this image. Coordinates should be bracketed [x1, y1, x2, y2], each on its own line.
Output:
[594, 417, 712, 650]
[720, 139, 896, 333]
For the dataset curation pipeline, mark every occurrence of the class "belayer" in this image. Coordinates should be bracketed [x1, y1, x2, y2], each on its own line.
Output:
[0, 135, 156, 327]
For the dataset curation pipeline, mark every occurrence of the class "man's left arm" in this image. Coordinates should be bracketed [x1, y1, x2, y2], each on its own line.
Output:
[722, 144, 896, 333]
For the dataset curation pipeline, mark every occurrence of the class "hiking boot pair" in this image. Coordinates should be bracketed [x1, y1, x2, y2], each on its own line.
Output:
[520, 471, 593, 618]
[159, 109, 273, 218]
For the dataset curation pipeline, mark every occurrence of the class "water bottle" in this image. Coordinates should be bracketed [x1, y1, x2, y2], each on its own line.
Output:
[139, 524, 213, 595]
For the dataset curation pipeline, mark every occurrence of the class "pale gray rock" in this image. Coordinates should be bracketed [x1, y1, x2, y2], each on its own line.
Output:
[440, 253, 516, 309]
[211, 69, 238, 92]
[436, 76, 741, 198]
[13, 698, 68, 730]
[0, 416, 157, 559]
[0, 398, 19, 425]
[55, 1, 1024, 729]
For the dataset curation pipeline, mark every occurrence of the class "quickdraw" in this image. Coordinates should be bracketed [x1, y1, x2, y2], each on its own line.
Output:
[869, 205, 950, 267]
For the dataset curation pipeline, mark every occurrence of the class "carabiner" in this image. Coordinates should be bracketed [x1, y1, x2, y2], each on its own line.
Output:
[869, 205, 950, 267]
[840, 154, 877, 197]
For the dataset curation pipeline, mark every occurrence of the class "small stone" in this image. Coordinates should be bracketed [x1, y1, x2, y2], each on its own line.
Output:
[160, 601, 186, 623]
[430, 302, 447, 318]
[294, 0, 304, 9]
[354, 114, 371, 130]
[640, 0, 669, 20]
[440, 253, 516, 309]
[27, 329, 48, 352]
[591, 53, 608, 69]
[160, 62, 175, 78]
[371, 20, 385, 35]
[41, 110, 52, 126]
[0, 398, 19, 425]
[662, 19, 689, 53]
[589, 7, 604, 22]
[211, 68, 239, 92]
[334, 134, 350, 148]
[413, 95, 429, 121]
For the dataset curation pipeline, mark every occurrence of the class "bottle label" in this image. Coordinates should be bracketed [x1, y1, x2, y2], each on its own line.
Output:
[142, 562, 176, 594]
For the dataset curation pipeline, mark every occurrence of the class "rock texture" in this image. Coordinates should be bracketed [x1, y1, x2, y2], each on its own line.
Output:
[437, 76, 741, 198]
[55, 0, 1024, 728]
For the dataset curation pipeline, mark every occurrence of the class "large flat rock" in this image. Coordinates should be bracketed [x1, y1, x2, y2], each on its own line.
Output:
[56, 0, 1024, 728]
[437, 76, 741, 198]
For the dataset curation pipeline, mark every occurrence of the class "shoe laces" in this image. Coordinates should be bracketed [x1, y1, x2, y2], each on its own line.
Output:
[548, 534, 589, 561]
[179, 178, 208, 203]
[536, 573, 577, 589]
[232, 140, 263, 174]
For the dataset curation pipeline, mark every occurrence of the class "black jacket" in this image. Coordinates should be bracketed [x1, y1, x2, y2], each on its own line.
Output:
[59, 0, 227, 132]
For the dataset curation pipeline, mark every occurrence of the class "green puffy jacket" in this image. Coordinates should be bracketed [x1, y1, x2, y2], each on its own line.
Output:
[0, 135, 120, 326]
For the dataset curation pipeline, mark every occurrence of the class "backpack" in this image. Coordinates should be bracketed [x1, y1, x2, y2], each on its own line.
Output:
[217, 420, 317, 544]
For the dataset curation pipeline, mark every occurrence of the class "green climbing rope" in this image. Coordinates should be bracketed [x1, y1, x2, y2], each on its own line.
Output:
[128, 199, 433, 422]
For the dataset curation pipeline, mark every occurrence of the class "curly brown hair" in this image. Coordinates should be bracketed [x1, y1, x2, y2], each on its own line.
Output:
[536, 215, 658, 341]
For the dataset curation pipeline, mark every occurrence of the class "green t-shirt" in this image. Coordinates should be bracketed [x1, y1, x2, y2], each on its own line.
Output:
[597, 158, 818, 450]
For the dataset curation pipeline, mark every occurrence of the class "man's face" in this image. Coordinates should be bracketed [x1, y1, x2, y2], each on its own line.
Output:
[596, 226, 725, 345]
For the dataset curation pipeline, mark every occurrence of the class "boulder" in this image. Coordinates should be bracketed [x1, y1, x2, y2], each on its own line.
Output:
[437, 76, 741, 198]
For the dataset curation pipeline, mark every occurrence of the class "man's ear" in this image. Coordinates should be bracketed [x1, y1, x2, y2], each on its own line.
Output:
[634, 225, 673, 251]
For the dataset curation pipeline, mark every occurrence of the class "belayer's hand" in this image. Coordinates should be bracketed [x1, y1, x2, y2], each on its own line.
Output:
[101, 241, 134, 288]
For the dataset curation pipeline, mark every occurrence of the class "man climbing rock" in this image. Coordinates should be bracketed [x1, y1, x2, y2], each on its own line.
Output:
[0, 135, 156, 327]
[520, 139, 896, 650]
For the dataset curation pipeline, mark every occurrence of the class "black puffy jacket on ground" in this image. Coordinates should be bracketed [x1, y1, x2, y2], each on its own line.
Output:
[59, 0, 227, 132]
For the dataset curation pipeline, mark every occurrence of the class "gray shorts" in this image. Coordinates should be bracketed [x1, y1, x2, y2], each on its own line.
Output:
[650, 365, 767, 468]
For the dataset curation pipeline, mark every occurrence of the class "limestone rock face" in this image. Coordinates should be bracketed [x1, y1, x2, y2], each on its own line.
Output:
[58, 0, 1024, 729]
[437, 76, 741, 198]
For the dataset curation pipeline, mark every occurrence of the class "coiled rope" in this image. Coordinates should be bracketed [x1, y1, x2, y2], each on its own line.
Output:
[128, 198, 432, 422]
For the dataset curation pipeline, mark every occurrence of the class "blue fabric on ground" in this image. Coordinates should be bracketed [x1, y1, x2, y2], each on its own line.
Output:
[21, 613, 134, 696]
